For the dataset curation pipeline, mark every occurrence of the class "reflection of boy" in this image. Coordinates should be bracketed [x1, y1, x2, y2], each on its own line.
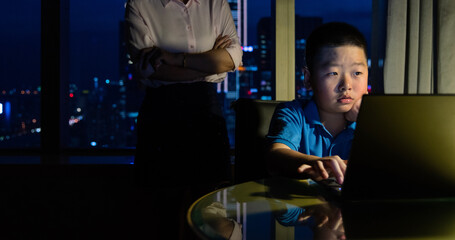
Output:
[266, 22, 369, 184]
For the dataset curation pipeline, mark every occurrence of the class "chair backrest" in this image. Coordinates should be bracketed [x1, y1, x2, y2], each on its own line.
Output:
[231, 98, 285, 184]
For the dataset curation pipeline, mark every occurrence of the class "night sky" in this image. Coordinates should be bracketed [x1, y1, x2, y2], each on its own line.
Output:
[1, 0, 371, 90]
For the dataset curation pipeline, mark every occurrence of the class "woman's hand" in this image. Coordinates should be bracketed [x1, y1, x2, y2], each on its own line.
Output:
[212, 35, 232, 49]
[137, 47, 162, 78]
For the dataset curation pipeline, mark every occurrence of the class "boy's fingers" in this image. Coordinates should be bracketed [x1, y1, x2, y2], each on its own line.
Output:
[298, 165, 324, 182]
[316, 161, 329, 179]
[326, 159, 344, 184]
[298, 164, 312, 173]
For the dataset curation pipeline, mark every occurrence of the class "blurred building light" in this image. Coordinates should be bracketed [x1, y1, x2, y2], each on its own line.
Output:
[128, 112, 139, 118]
[242, 46, 253, 52]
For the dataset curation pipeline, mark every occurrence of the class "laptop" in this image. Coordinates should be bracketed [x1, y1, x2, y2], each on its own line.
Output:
[341, 95, 455, 201]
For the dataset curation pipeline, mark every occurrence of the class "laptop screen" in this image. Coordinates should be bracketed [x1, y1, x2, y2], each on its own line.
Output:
[342, 95, 455, 200]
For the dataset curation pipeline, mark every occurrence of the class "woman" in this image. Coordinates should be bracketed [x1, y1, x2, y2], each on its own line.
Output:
[125, 0, 242, 238]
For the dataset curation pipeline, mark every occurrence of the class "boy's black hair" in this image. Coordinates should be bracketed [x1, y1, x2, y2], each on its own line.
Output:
[305, 22, 367, 73]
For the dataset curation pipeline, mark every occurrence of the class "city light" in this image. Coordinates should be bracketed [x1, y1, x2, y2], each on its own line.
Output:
[4, 102, 11, 118]
[0, 103, 2, 114]
[90, 141, 97, 147]
[69, 115, 83, 126]
[242, 46, 253, 52]
[69, 93, 74, 98]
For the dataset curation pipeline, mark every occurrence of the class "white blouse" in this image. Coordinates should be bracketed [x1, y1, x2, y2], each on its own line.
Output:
[125, 0, 243, 87]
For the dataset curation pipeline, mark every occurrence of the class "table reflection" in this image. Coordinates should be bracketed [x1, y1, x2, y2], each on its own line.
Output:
[187, 177, 455, 240]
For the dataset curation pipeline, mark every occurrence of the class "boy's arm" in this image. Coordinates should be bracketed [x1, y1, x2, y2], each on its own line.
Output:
[267, 143, 347, 184]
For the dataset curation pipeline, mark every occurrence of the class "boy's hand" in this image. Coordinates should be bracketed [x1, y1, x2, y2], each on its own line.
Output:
[344, 96, 364, 122]
[298, 155, 347, 184]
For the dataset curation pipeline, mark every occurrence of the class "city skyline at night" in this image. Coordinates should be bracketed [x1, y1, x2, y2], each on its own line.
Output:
[0, 0, 372, 149]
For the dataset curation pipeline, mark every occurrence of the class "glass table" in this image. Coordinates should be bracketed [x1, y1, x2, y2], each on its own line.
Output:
[187, 177, 455, 240]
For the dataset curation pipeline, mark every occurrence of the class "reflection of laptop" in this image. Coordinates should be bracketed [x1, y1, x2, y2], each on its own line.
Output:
[341, 95, 455, 201]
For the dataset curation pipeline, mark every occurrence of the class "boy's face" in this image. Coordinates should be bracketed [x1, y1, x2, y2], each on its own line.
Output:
[307, 45, 369, 117]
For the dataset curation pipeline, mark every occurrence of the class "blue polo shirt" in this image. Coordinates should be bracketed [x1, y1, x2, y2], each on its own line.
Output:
[266, 99, 356, 159]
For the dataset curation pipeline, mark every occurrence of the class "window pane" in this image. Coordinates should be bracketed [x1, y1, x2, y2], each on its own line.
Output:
[295, 1, 373, 99]
[237, 0, 274, 100]
[223, 0, 274, 147]
[0, 1, 41, 148]
[66, 1, 274, 151]
[67, 1, 143, 149]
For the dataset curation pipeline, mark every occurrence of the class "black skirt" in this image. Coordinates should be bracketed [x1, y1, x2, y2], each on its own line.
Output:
[134, 82, 231, 187]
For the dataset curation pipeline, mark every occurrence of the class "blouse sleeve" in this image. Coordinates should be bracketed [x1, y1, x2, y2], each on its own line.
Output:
[218, 0, 243, 71]
[124, 0, 155, 64]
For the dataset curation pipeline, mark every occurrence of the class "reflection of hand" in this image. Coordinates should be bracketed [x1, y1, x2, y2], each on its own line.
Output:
[299, 205, 345, 240]
[312, 207, 345, 240]
[298, 155, 347, 184]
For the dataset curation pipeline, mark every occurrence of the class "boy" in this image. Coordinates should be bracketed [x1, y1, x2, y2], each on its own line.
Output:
[266, 22, 369, 184]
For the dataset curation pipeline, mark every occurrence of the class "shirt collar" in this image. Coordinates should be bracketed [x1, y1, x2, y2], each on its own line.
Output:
[161, 0, 200, 7]
[304, 100, 323, 126]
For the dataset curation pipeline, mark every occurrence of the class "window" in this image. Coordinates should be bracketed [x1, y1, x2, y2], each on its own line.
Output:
[0, 1, 41, 149]
[0, 0, 385, 163]
[67, 0, 141, 149]
[294, 1, 386, 98]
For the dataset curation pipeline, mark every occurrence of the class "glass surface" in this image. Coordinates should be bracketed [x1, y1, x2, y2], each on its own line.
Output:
[188, 177, 455, 240]
[0, 1, 41, 148]
[294, 1, 373, 99]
